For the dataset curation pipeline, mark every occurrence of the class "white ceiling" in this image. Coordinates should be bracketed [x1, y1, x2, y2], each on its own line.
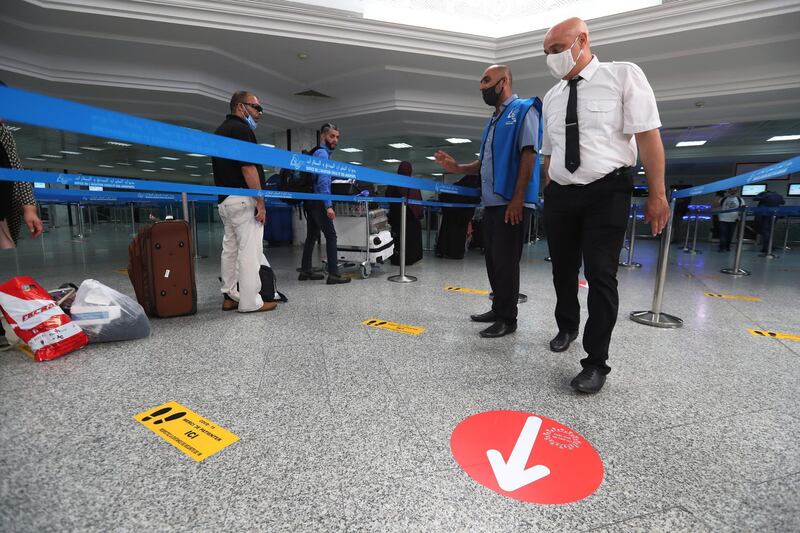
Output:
[1, 0, 800, 183]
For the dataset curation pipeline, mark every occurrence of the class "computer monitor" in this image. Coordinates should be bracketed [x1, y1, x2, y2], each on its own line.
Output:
[741, 184, 766, 197]
[789, 183, 800, 197]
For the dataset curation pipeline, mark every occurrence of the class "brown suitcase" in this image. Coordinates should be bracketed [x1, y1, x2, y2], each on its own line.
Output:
[128, 220, 197, 318]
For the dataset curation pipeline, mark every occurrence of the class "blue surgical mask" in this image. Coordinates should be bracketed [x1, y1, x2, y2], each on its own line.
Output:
[243, 112, 257, 130]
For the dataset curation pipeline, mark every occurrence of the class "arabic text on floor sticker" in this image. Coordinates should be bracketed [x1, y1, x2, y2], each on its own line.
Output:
[748, 329, 800, 342]
[362, 318, 426, 336]
[451, 410, 603, 504]
[444, 286, 489, 295]
[704, 293, 762, 302]
[134, 401, 239, 462]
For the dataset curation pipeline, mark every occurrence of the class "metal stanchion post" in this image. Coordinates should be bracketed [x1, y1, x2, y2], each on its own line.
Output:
[782, 216, 792, 252]
[190, 201, 206, 259]
[721, 207, 750, 276]
[532, 209, 539, 244]
[760, 213, 777, 258]
[620, 205, 642, 268]
[425, 206, 432, 251]
[129, 202, 136, 236]
[630, 198, 683, 328]
[182, 192, 189, 222]
[622, 206, 631, 251]
[686, 211, 702, 254]
[73, 203, 85, 239]
[682, 210, 692, 251]
[389, 198, 417, 283]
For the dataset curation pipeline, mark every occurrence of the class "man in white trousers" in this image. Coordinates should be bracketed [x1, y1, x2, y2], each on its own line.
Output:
[212, 90, 277, 313]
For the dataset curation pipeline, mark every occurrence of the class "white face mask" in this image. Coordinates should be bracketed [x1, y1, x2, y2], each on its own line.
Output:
[546, 35, 583, 79]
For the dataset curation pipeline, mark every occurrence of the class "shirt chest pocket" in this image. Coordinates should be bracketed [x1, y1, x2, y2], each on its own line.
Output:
[582, 99, 618, 130]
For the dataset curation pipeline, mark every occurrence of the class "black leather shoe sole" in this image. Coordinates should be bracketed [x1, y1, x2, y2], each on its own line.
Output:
[479, 321, 517, 338]
[470, 310, 497, 323]
[549, 331, 579, 352]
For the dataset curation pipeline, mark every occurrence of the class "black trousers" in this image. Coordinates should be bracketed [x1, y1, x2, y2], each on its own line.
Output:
[300, 201, 339, 275]
[483, 206, 524, 322]
[756, 215, 774, 252]
[718, 221, 736, 251]
[543, 170, 632, 374]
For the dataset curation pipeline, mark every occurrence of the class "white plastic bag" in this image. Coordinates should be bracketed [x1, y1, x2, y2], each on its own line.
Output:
[71, 279, 150, 343]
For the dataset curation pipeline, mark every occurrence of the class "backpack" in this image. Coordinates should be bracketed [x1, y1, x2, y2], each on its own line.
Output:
[258, 264, 287, 303]
[278, 147, 319, 204]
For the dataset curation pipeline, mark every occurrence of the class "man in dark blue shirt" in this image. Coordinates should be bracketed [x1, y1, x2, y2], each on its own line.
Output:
[753, 189, 785, 254]
[298, 123, 350, 284]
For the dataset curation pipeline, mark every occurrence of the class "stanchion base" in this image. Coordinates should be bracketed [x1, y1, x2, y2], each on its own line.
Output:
[758, 253, 776, 259]
[683, 249, 702, 255]
[630, 310, 683, 328]
[721, 268, 750, 276]
[619, 261, 642, 268]
[544, 256, 552, 262]
[388, 274, 417, 283]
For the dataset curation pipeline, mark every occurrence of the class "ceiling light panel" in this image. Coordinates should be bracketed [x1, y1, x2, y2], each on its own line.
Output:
[675, 141, 707, 147]
[340, 148, 363, 153]
[767, 135, 800, 142]
[445, 138, 471, 144]
[388, 143, 413, 149]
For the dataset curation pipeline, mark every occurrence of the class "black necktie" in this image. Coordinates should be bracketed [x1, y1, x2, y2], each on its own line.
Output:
[565, 77, 581, 173]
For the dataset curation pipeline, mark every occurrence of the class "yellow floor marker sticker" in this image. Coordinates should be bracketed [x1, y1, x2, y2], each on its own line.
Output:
[444, 286, 490, 296]
[134, 401, 239, 462]
[113, 268, 128, 274]
[748, 329, 800, 342]
[705, 293, 762, 302]
[363, 318, 426, 336]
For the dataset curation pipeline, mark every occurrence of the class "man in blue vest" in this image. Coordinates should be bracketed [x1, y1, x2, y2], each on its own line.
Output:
[435, 65, 541, 338]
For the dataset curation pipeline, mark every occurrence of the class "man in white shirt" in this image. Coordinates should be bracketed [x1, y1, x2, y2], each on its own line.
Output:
[541, 18, 670, 393]
[718, 188, 744, 252]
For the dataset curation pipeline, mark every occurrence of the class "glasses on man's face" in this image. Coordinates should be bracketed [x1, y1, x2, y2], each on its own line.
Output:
[242, 102, 264, 113]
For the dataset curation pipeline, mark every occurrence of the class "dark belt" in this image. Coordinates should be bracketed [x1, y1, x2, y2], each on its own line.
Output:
[604, 166, 633, 179]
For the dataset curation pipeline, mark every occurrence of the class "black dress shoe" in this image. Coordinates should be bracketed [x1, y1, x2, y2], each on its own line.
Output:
[570, 367, 606, 394]
[549, 330, 578, 352]
[479, 320, 517, 338]
[470, 310, 497, 323]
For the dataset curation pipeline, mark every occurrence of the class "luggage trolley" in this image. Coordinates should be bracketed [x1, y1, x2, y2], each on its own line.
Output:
[331, 199, 394, 279]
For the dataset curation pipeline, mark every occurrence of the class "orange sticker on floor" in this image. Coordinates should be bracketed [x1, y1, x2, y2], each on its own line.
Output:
[134, 401, 239, 462]
[113, 268, 128, 274]
[748, 329, 800, 342]
[362, 318, 425, 336]
[444, 286, 490, 295]
[705, 293, 761, 302]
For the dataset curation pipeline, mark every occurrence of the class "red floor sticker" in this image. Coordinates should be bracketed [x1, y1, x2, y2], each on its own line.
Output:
[578, 280, 589, 289]
[450, 410, 603, 504]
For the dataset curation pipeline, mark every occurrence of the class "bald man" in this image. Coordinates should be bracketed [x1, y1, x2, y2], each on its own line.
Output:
[436, 65, 541, 338]
[541, 18, 670, 393]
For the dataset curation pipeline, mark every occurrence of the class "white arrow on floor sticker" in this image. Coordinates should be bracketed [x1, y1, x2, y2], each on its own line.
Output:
[486, 415, 551, 492]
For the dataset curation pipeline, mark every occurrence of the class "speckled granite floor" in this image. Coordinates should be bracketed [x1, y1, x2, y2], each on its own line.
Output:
[1, 217, 798, 532]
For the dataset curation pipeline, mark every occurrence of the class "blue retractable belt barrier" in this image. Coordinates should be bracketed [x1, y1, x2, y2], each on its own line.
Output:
[672, 156, 800, 199]
[3, 168, 483, 209]
[0, 86, 479, 196]
[33, 188, 217, 205]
